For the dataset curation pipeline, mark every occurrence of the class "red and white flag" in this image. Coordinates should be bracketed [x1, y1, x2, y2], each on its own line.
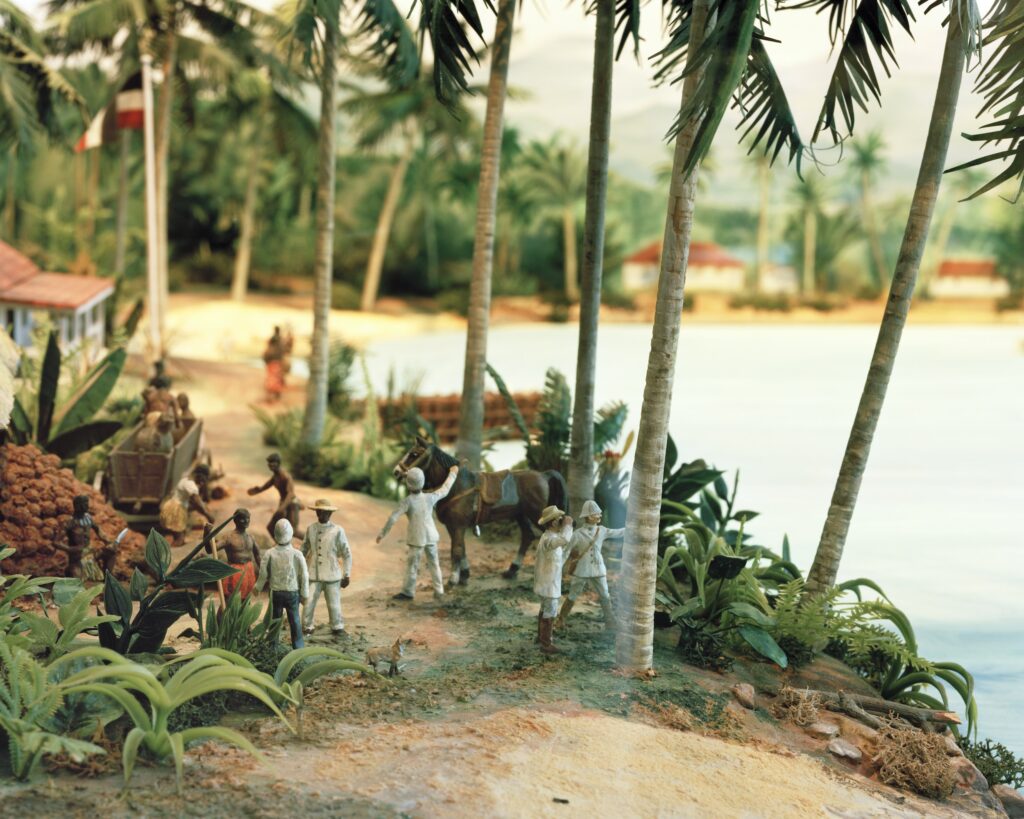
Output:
[75, 73, 144, 153]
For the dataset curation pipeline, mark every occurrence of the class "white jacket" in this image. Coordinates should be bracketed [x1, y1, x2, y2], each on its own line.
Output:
[380, 469, 458, 547]
[302, 521, 352, 582]
[255, 545, 309, 598]
[534, 522, 572, 599]
[567, 525, 625, 578]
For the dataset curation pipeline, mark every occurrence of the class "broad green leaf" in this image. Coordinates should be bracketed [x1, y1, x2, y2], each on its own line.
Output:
[103, 571, 131, 627]
[144, 530, 172, 581]
[726, 601, 773, 627]
[37, 331, 61, 443]
[54, 347, 127, 435]
[166, 558, 240, 588]
[129, 569, 148, 602]
[738, 625, 788, 668]
[46, 420, 122, 459]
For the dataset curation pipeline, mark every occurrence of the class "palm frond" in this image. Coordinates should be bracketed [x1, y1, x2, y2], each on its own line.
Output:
[734, 37, 805, 170]
[415, 0, 489, 106]
[613, 0, 641, 59]
[354, 0, 419, 89]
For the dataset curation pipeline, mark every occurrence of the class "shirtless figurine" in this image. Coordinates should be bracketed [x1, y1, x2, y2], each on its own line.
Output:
[248, 452, 301, 539]
[142, 375, 179, 424]
[208, 508, 261, 599]
[58, 495, 113, 581]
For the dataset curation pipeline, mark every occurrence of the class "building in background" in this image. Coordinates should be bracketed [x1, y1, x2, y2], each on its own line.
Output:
[758, 265, 800, 295]
[621, 241, 746, 293]
[929, 259, 1010, 300]
[0, 241, 113, 348]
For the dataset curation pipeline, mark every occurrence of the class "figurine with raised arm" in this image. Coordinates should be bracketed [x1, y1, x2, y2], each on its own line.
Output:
[58, 495, 113, 581]
[302, 498, 352, 636]
[208, 507, 260, 600]
[247, 452, 300, 538]
[255, 519, 308, 649]
[534, 506, 572, 655]
[377, 465, 458, 601]
[160, 465, 215, 547]
[555, 500, 624, 632]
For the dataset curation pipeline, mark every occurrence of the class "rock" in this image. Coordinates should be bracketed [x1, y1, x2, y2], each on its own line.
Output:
[993, 784, 1024, 818]
[943, 733, 965, 757]
[828, 738, 863, 762]
[833, 714, 879, 748]
[952, 755, 991, 794]
[731, 683, 756, 710]
[806, 721, 840, 739]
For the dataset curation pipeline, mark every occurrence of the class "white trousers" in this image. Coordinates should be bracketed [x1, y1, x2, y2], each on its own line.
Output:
[403, 543, 444, 597]
[303, 580, 344, 630]
[568, 575, 611, 602]
[538, 596, 559, 618]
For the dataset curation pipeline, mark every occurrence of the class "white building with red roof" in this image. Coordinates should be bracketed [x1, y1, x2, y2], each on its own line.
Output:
[929, 258, 1010, 299]
[621, 240, 747, 293]
[0, 240, 114, 348]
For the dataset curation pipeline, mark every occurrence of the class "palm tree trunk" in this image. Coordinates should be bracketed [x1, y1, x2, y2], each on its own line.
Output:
[563, 207, 579, 302]
[85, 147, 101, 248]
[301, 21, 339, 445]
[4, 147, 15, 241]
[615, 0, 711, 673]
[113, 130, 131, 276]
[921, 200, 956, 296]
[231, 136, 262, 302]
[361, 144, 413, 312]
[567, 0, 614, 517]
[297, 182, 312, 226]
[155, 24, 178, 340]
[862, 172, 887, 291]
[455, 0, 516, 470]
[755, 158, 769, 291]
[802, 207, 817, 294]
[805, 15, 967, 596]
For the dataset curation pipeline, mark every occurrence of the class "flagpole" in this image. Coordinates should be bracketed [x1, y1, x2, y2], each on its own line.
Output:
[141, 52, 162, 361]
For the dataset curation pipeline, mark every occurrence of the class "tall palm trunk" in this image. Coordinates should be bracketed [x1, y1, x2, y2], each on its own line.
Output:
[454, 0, 516, 470]
[361, 143, 413, 311]
[754, 158, 769, 291]
[231, 134, 262, 302]
[921, 199, 956, 295]
[155, 23, 178, 340]
[567, 0, 615, 517]
[861, 171, 887, 291]
[297, 182, 312, 226]
[615, 0, 711, 673]
[113, 130, 131, 276]
[562, 207, 579, 302]
[805, 15, 967, 595]
[85, 147, 101, 248]
[301, 22, 339, 445]
[802, 207, 817, 294]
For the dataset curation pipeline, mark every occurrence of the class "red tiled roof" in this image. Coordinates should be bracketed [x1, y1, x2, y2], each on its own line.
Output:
[624, 240, 744, 268]
[938, 259, 997, 279]
[0, 240, 41, 290]
[1, 272, 114, 310]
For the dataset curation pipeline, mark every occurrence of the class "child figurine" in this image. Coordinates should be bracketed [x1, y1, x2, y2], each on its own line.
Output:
[301, 498, 352, 637]
[248, 452, 301, 539]
[376, 465, 458, 601]
[534, 506, 573, 655]
[254, 519, 309, 649]
[58, 495, 113, 581]
[555, 500, 624, 632]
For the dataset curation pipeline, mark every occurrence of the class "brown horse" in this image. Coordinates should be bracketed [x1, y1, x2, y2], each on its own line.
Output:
[393, 436, 566, 585]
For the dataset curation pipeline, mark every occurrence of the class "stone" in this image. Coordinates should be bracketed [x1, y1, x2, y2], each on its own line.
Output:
[833, 714, 880, 748]
[943, 733, 965, 757]
[731, 683, 756, 710]
[952, 755, 991, 793]
[828, 738, 863, 762]
[806, 721, 840, 739]
[993, 784, 1024, 819]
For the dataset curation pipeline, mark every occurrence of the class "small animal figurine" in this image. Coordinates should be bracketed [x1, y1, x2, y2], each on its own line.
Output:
[366, 638, 409, 677]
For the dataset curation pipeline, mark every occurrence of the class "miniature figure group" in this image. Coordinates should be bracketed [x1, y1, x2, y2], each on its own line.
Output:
[137, 367, 196, 454]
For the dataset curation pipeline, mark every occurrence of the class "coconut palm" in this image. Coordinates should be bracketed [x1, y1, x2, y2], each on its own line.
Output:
[748, 148, 771, 291]
[454, 0, 516, 471]
[849, 131, 889, 293]
[516, 136, 587, 302]
[285, 0, 418, 446]
[805, 0, 982, 595]
[919, 167, 985, 294]
[790, 174, 827, 294]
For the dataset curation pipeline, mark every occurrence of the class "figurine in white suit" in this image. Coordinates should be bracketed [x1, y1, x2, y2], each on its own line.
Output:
[301, 498, 352, 636]
[377, 465, 458, 601]
[555, 500, 624, 632]
[534, 505, 573, 655]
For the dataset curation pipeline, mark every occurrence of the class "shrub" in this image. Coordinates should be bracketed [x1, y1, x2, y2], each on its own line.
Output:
[995, 292, 1024, 313]
[601, 288, 635, 310]
[875, 720, 956, 800]
[436, 288, 469, 317]
[331, 282, 361, 311]
[327, 341, 357, 419]
[797, 293, 849, 312]
[959, 738, 1024, 789]
[728, 292, 792, 312]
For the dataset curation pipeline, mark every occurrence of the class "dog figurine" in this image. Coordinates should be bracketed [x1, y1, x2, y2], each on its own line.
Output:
[366, 638, 409, 677]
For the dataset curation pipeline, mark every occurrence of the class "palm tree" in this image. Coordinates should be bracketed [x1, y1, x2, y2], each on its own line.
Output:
[751, 149, 771, 291]
[805, 0, 981, 594]
[566, 0, 639, 517]
[454, 0, 516, 472]
[341, 70, 475, 312]
[286, 0, 418, 446]
[516, 136, 587, 302]
[791, 174, 826, 294]
[849, 131, 889, 293]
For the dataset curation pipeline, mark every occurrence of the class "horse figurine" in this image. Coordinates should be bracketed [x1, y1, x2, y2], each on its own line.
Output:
[393, 436, 567, 586]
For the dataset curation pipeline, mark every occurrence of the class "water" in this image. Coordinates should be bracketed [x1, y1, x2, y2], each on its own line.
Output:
[362, 323, 1024, 749]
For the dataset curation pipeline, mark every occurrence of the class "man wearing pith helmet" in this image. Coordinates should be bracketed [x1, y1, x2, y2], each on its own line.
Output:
[555, 499, 624, 632]
[301, 498, 352, 637]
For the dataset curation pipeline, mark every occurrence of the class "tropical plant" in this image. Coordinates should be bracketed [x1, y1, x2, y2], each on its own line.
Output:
[805, 0, 983, 595]
[272, 645, 373, 736]
[3, 330, 127, 459]
[789, 174, 826, 294]
[0, 547, 58, 639]
[958, 738, 1024, 789]
[197, 585, 284, 665]
[0, 640, 105, 780]
[849, 131, 889, 292]
[15, 584, 119, 661]
[98, 528, 237, 655]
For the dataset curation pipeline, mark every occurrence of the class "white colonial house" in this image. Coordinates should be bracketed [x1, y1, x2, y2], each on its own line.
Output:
[621, 240, 746, 293]
[758, 264, 800, 295]
[929, 258, 1010, 299]
[0, 240, 114, 348]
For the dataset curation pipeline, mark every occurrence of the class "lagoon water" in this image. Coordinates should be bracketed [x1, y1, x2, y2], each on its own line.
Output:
[363, 323, 1024, 749]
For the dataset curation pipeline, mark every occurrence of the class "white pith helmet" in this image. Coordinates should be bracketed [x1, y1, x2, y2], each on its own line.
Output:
[274, 519, 294, 545]
[406, 467, 425, 491]
[580, 500, 603, 519]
